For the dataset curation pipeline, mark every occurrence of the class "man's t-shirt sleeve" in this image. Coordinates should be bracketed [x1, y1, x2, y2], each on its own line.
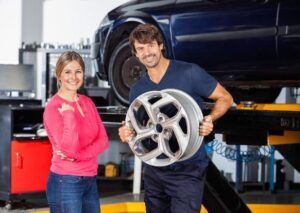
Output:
[190, 64, 218, 98]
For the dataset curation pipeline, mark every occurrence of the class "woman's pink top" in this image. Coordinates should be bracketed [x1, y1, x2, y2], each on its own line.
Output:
[43, 94, 109, 176]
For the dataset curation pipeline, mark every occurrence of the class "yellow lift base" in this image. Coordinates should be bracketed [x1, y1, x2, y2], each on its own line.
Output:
[35, 202, 300, 213]
[236, 103, 300, 111]
[268, 130, 300, 145]
[236, 103, 300, 146]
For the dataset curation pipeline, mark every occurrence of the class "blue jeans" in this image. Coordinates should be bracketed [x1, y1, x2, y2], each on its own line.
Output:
[46, 172, 100, 213]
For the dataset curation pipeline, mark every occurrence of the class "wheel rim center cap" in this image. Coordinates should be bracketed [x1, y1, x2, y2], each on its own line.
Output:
[155, 124, 163, 133]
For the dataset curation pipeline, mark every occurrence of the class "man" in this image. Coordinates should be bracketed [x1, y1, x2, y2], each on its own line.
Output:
[118, 24, 233, 213]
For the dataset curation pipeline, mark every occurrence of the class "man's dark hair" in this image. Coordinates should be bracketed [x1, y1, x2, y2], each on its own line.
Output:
[129, 24, 164, 54]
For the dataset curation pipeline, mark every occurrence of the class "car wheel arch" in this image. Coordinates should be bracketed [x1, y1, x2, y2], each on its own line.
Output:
[103, 16, 150, 70]
[104, 18, 172, 105]
[103, 18, 170, 72]
[103, 21, 139, 73]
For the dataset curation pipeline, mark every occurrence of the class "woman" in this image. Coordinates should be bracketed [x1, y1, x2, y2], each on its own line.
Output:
[43, 51, 108, 213]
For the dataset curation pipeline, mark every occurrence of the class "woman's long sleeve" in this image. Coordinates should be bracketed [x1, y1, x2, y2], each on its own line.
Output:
[75, 101, 109, 161]
[44, 106, 81, 159]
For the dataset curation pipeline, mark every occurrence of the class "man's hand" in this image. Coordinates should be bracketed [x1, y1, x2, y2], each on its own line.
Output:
[54, 150, 76, 162]
[118, 121, 136, 143]
[199, 115, 214, 136]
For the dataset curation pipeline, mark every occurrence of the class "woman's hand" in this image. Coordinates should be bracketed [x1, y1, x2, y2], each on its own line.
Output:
[58, 103, 74, 114]
[54, 150, 76, 162]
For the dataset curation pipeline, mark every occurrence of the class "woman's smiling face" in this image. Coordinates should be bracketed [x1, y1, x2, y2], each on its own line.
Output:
[58, 60, 84, 92]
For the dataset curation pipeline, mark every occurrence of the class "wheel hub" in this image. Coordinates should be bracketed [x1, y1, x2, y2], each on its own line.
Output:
[155, 124, 163, 133]
[122, 56, 145, 88]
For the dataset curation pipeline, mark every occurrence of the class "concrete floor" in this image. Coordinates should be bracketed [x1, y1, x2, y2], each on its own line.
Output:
[1, 190, 300, 212]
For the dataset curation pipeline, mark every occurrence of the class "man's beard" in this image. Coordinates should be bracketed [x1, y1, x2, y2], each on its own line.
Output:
[143, 54, 160, 68]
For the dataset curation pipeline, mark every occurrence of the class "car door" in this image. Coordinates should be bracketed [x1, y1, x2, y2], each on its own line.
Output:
[170, 0, 278, 81]
[277, 0, 300, 70]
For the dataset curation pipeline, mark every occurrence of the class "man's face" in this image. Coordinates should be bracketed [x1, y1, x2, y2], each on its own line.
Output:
[134, 40, 163, 69]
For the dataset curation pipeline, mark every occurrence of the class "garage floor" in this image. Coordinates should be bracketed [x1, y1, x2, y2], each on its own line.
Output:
[1, 190, 300, 212]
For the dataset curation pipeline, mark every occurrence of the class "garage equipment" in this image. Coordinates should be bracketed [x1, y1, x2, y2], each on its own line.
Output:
[214, 103, 300, 172]
[19, 46, 111, 106]
[125, 89, 203, 166]
[98, 102, 300, 213]
[0, 64, 35, 98]
[105, 162, 119, 177]
[0, 106, 51, 207]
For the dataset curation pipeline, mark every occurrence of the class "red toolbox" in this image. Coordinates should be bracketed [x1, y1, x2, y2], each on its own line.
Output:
[11, 140, 51, 193]
[0, 106, 52, 202]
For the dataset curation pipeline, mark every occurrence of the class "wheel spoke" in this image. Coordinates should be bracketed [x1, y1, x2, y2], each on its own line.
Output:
[171, 123, 188, 151]
[151, 94, 175, 110]
[158, 135, 178, 160]
[162, 108, 185, 128]
[136, 96, 157, 123]
[127, 107, 142, 134]
[134, 128, 157, 142]
[139, 148, 162, 162]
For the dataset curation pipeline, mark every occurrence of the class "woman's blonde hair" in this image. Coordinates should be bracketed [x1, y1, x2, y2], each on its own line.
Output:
[55, 51, 85, 89]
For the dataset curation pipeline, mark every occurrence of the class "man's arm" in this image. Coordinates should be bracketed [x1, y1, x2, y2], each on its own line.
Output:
[207, 83, 233, 122]
[199, 83, 233, 136]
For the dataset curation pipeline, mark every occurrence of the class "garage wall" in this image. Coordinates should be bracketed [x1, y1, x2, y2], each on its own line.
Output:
[43, 0, 128, 44]
[0, 0, 22, 64]
[21, 0, 43, 44]
[0, 0, 128, 64]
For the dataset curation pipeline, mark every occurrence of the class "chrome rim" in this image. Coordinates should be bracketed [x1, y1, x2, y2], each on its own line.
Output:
[125, 89, 203, 167]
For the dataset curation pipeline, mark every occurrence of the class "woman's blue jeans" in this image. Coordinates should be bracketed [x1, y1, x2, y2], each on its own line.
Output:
[46, 171, 100, 213]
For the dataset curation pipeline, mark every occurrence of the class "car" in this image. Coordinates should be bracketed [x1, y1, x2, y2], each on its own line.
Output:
[91, 0, 300, 105]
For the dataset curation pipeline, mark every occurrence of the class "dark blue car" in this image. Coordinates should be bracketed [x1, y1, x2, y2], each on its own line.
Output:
[91, 0, 300, 105]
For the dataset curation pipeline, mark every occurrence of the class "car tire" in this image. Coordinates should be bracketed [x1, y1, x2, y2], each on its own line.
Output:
[108, 38, 146, 105]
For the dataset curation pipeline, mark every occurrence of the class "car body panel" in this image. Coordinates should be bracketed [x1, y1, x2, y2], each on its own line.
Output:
[90, 0, 300, 104]
[278, 0, 300, 64]
[170, 0, 278, 81]
[91, 0, 176, 80]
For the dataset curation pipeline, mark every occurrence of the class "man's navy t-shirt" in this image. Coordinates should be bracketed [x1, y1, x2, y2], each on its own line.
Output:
[129, 60, 217, 167]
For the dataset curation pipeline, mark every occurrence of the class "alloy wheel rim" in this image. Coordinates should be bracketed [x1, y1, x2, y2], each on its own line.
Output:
[125, 89, 203, 167]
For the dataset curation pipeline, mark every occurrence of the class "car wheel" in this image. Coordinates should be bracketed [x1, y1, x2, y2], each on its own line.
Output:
[108, 38, 146, 105]
[228, 88, 281, 104]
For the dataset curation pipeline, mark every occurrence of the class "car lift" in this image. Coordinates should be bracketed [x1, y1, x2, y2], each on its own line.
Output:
[98, 103, 300, 213]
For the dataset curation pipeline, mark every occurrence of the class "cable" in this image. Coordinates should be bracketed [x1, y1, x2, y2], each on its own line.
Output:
[205, 139, 275, 162]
